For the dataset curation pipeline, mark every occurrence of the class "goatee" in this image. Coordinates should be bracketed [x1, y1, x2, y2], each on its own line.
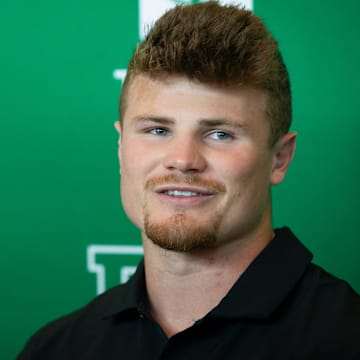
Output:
[144, 210, 221, 252]
[143, 174, 226, 252]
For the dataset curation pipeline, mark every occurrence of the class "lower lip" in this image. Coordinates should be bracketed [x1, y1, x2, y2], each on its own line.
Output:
[156, 192, 215, 206]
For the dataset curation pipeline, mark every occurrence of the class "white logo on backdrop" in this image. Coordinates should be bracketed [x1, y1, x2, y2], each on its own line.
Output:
[113, 0, 253, 83]
[140, 0, 253, 40]
[87, 245, 143, 295]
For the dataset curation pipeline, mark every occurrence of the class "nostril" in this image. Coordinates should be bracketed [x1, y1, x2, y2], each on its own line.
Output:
[162, 140, 207, 173]
[163, 155, 206, 173]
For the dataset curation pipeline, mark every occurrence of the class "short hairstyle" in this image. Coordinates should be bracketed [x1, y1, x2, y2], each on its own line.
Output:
[120, 1, 291, 145]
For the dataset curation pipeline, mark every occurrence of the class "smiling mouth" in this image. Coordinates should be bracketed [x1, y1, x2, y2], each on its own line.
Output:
[155, 186, 217, 206]
[164, 190, 204, 197]
[145, 175, 226, 196]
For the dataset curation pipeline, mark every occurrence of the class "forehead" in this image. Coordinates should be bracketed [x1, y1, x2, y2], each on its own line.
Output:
[122, 74, 268, 128]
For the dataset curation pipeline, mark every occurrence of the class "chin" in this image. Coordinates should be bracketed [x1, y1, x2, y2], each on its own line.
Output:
[144, 212, 221, 252]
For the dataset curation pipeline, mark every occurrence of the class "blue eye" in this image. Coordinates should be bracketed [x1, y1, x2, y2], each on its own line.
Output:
[150, 128, 169, 136]
[209, 131, 232, 141]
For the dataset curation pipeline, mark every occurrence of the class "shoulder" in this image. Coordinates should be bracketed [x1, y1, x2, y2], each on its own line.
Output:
[300, 263, 360, 350]
[305, 262, 360, 310]
[17, 284, 128, 359]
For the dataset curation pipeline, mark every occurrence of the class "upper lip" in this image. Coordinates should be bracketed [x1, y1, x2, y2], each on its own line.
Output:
[154, 185, 216, 195]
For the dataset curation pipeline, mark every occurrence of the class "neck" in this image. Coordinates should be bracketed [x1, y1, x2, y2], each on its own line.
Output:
[142, 225, 274, 337]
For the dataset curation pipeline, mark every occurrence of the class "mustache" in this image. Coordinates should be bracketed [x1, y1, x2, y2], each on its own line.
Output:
[145, 174, 226, 193]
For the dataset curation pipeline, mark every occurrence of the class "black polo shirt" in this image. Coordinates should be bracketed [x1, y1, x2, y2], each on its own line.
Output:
[18, 227, 360, 359]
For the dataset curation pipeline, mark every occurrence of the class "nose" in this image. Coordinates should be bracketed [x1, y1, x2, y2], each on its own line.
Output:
[162, 136, 207, 173]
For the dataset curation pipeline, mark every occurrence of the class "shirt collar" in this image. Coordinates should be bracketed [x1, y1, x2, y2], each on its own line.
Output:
[103, 227, 312, 320]
[208, 227, 313, 319]
[102, 260, 147, 319]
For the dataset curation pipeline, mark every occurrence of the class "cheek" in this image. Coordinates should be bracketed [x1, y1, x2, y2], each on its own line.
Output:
[119, 138, 162, 228]
[218, 149, 258, 183]
[119, 141, 147, 227]
[121, 138, 154, 176]
[221, 149, 273, 197]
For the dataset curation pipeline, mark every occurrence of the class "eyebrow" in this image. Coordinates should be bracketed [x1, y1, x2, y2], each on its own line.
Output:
[198, 118, 247, 129]
[130, 116, 247, 129]
[131, 116, 175, 125]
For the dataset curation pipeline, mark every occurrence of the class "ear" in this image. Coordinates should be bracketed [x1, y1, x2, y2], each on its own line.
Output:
[270, 131, 296, 185]
[114, 121, 122, 164]
[114, 121, 122, 139]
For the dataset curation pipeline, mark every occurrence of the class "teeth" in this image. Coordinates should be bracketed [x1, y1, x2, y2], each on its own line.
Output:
[165, 190, 200, 197]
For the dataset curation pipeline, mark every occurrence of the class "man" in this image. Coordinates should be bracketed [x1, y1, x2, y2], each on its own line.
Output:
[18, 2, 360, 359]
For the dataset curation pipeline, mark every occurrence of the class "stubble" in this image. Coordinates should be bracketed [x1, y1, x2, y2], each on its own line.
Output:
[143, 174, 225, 252]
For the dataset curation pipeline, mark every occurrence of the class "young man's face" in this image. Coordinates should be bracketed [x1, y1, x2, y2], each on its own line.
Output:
[116, 75, 294, 252]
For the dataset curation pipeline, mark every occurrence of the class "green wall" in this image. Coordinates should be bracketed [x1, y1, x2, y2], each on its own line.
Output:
[1, 1, 359, 358]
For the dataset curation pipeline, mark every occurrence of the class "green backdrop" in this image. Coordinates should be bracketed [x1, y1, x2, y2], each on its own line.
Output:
[1, 0, 359, 358]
